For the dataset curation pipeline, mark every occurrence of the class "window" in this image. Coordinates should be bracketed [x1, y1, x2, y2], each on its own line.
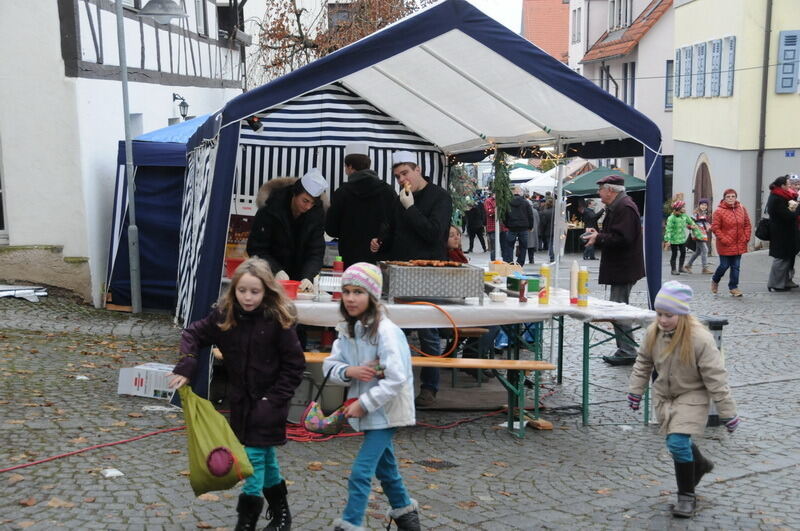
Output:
[122, 0, 141, 8]
[674, 49, 681, 99]
[665, 60, 674, 109]
[681, 46, 693, 97]
[710, 39, 722, 97]
[622, 62, 635, 105]
[571, 8, 582, 43]
[608, 0, 633, 30]
[776, 30, 800, 94]
[722, 35, 736, 97]
[195, 0, 208, 36]
[694, 42, 706, 97]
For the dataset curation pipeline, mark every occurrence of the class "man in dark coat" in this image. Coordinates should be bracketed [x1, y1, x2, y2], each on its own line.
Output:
[247, 169, 328, 290]
[371, 150, 452, 408]
[502, 187, 534, 264]
[465, 200, 487, 253]
[326, 143, 397, 267]
[583, 175, 645, 366]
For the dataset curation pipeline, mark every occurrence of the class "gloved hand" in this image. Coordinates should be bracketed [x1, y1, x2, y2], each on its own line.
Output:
[627, 393, 642, 411]
[722, 415, 741, 433]
[399, 188, 414, 209]
[299, 278, 313, 292]
[275, 270, 289, 281]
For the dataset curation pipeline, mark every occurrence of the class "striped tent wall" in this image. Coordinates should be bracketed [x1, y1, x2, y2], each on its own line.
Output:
[233, 83, 447, 208]
[175, 139, 219, 327]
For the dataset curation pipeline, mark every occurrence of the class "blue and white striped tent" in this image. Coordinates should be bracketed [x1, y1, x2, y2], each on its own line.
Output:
[177, 0, 663, 396]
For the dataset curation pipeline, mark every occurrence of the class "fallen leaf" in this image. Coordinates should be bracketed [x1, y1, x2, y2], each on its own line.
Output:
[426, 458, 444, 463]
[167, 449, 182, 455]
[368, 512, 385, 521]
[324, 460, 340, 466]
[41, 484, 55, 490]
[595, 488, 612, 495]
[498, 491, 513, 497]
[17, 522, 36, 529]
[69, 437, 89, 444]
[421, 504, 432, 510]
[307, 461, 323, 471]
[492, 461, 509, 467]
[98, 427, 112, 432]
[8, 473, 24, 485]
[198, 493, 219, 502]
[111, 421, 127, 427]
[423, 467, 438, 473]
[179, 470, 191, 476]
[6, 420, 25, 424]
[46, 497, 76, 508]
[457, 501, 478, 509]
[196, 522, 212, 529]
[482, 472, 496, 477]
[18, 497, 37, 507]
[128, 412, 144, 418]
[427, 484, 439, 490]
[83, 497, 96, 503]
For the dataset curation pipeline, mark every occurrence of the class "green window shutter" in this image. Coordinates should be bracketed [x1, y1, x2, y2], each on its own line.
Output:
[776, 30, 800, 94]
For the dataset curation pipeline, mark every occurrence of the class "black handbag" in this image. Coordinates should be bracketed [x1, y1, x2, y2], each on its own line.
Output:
[755, 217, 770, 241]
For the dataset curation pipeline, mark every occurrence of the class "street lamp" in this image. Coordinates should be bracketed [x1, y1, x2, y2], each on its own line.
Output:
[115, 0, 187, 313]
[173, 93, 189, 119]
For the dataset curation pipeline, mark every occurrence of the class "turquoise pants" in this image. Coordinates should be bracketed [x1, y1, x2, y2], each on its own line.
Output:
[243, 446, 283, 496]
[666, 433, 693, 463]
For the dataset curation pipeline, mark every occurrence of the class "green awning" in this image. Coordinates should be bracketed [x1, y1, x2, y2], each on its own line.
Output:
[563, 166, 645, 196]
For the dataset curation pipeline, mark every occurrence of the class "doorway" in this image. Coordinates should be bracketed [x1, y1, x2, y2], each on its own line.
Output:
[693, 161, 713, 206]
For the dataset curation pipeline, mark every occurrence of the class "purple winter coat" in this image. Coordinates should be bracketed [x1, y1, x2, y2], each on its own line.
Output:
[174, 308, 305, 447]
[594, 192, 645, 286]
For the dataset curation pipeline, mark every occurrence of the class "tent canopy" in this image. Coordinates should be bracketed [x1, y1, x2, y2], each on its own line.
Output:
[522, 173, 557, 196]
[564, 166, 645, 196]
[178, 0, 664, 398]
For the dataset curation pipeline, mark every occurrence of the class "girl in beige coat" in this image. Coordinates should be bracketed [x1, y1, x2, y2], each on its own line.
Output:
[627, 281, 740, 518]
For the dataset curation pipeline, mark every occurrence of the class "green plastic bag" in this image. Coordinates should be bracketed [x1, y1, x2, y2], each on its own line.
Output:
[179, 386, 253, 496]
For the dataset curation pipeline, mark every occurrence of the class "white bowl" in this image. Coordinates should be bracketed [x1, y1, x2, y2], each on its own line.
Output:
[489, 291, 507, 303]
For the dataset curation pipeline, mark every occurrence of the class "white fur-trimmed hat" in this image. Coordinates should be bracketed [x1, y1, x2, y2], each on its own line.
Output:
[392, 150, 417, 166]
[300, 168, 328, 197]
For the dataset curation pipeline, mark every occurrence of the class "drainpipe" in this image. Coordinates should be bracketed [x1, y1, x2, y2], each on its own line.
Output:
[755, 0, 773, 221]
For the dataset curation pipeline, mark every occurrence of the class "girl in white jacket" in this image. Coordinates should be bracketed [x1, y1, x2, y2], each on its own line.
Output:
[324, 263, 419, 531]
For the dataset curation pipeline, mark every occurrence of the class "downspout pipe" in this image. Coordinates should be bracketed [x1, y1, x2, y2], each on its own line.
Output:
[755, 0, 773, 221]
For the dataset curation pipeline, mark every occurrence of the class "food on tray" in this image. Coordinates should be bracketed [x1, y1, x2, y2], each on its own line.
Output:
[383, 260, 462, 267]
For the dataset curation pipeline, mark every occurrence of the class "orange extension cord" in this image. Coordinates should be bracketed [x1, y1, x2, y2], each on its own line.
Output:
[401, 301, 458, 357]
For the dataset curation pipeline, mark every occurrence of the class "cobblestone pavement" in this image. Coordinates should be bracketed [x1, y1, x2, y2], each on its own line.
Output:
[2, 251, 799, 530]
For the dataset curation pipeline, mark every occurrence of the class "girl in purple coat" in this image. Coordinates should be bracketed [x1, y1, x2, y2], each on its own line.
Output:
[169, 257, 305, 531]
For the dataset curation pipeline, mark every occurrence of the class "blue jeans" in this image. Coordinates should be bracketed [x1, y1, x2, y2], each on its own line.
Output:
[665, 433, 693, 463]
[417, 328, 441, 393]
[342, 428, 412, 526]
[503, 230, 530, 264]
[243, 446, 283, 496]
[712, 254, 741, 289]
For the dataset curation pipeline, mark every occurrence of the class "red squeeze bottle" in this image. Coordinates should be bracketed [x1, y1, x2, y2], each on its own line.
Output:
[332, 256, 344, 300]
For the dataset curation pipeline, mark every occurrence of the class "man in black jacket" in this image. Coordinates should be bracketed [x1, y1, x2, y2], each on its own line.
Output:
[246, 169, 328, 291]
[465, 200, 487, 253]
[371, 150, 452, 408]
[503, 187, 534, 264]
[326, 143, 396, 267]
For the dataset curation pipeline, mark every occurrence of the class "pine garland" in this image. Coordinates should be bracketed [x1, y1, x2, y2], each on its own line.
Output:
[491, 151, 513, 220]
[448, 164, 477, 226]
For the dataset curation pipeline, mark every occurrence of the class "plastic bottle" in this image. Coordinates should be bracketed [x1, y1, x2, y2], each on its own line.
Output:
[538, 263, 550, 305]
[332, 256, 344, 300]
[578, 266, 589, 307]
[569, 260, 579, 305]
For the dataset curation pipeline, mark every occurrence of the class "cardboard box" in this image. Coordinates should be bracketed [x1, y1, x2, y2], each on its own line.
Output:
[117, 362, 175, 400]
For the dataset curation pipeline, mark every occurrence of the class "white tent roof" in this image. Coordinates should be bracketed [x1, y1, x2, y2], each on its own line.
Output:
[522, 173, 557, 195]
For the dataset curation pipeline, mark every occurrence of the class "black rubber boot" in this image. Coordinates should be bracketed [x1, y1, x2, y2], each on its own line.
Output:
[262, 480, 291, 531]
[234, 494, 264, 531]
[691, 443, 715, 487]
[672, 461, 696, 518]
[386, 500, 420, 531]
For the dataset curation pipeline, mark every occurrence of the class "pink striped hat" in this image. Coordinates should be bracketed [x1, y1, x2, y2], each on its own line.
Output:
[341, 263, 383, 300]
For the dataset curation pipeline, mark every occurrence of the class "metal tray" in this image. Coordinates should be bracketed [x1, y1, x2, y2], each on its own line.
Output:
[379, 262, 484, 304]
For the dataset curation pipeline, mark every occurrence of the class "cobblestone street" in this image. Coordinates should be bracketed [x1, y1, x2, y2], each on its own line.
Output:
[2, 250, 799, 530]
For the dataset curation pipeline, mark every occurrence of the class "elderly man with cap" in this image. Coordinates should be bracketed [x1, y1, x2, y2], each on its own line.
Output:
[326, 143, 397, 267]
[372, 150, 452, 408]
[247, 168, 328, 289]
[582, 174, 645, 366]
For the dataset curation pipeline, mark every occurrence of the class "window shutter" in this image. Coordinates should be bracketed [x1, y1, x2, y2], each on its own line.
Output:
[776, 30, 800, 94]
[674, 49, 682, 98]
[682, 47, 693, 97]
[726, 36, 736, 96]
[695, 42, 706, 97]
[710, 39, 722, 97]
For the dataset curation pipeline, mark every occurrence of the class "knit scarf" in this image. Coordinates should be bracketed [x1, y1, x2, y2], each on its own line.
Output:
[771, 186, 796, 201]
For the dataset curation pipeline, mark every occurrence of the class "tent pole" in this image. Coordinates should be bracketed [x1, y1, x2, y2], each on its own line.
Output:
[115, 0, 142, 313]
[549, 138, 565, 365]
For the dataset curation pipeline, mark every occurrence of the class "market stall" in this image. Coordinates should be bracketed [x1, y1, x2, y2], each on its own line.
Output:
[176, 0, 664, 398]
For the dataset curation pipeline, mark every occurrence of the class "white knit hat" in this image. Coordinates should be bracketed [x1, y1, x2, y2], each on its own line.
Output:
[300, 168, 328, 197]
[392, 150, 417, 166]
[345, 143, 368, 156]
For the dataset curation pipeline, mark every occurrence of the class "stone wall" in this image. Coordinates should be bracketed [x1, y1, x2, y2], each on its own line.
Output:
[0, 246, 92, 302]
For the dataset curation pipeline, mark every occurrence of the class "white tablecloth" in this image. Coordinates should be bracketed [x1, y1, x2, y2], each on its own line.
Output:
[295, 288, 654, 328]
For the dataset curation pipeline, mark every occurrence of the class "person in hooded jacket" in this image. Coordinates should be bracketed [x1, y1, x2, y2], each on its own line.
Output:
[502, 187, 534, 264]
[247, 169, 328, 292]
[710, 189, 751, 297]
[326, 144, 397, 267]
[765, 175, 799, 291]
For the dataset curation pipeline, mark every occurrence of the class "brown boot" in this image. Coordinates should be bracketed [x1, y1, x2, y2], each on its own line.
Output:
[710, 281, 718, 294]
[682, 265, 692, 274]
[702, 267, 713, 274]
[730, 288, 743, 297]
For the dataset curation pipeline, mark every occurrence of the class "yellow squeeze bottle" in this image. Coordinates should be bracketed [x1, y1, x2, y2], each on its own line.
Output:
[578, 266, 589, 307]
[569, 260, 579, 305]
[538, 263, 550, 305]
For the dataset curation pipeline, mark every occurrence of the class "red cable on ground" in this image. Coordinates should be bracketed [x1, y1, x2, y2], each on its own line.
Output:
[0, 426, 186, 474]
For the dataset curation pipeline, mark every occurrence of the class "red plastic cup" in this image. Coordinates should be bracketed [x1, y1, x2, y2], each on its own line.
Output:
[278, 280, 300, 300]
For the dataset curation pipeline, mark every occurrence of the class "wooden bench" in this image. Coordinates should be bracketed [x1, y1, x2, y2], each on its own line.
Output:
[304, 352, 555, 438]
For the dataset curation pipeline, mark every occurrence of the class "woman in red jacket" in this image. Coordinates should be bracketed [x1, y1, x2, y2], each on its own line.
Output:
[710, 189, 752, 297]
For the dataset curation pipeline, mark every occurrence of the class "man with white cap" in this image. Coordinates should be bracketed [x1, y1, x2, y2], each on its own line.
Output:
[372, 150, 452, 408]
[247, 168, 328, 289]
[326, 143, 397, 267]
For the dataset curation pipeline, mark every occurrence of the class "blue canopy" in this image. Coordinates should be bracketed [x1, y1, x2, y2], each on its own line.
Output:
[178, 0, 663, 396]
